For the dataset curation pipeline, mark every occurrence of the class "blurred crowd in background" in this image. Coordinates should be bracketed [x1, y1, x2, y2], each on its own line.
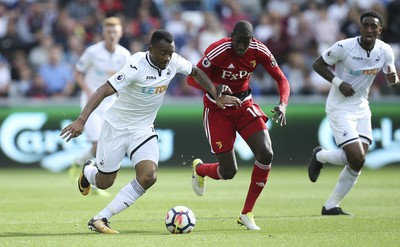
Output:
[0, 0, 399, 100]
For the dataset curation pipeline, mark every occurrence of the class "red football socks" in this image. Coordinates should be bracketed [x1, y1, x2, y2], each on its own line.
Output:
[242, 161, 271, 214]
[196, 162, 221, 179]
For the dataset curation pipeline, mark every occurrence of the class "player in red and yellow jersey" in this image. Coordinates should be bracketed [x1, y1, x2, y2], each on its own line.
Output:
[187, 20, 290, 230]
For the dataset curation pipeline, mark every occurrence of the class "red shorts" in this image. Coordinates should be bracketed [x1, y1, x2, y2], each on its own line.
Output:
[203, 98, 268, 154]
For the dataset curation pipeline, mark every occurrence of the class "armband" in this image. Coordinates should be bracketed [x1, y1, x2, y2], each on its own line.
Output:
[331, 77, 343, 87]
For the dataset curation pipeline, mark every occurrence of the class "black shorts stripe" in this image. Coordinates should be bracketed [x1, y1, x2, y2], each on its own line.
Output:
[338, 135, 372, 148]
[129, 134, 158, 160]
[359, 135, 372, 145]
[338, 137, 359, 148]
[98, 168, 119, 174]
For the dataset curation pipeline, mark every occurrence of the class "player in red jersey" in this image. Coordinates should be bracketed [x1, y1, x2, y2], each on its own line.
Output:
[187, 20, 290, 230]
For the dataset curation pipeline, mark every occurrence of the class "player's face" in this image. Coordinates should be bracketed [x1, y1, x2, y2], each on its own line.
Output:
[359, 16, 382, 47]
[103, 25, 122, 46]
[149, 40, 175, 70]
[231, 34, 252, 56]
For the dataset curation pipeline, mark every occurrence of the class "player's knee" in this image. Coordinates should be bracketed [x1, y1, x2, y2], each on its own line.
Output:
[96, 179, 115, 189]
[347, 153, 365, 171]
[219, 167, 237, 180]
[255, 149, 273, 165]
[138, 170, 157, 189]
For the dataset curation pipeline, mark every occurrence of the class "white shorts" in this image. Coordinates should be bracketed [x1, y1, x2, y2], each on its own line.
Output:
[96, 121, 159, 173]
[327, 113, 372, 148]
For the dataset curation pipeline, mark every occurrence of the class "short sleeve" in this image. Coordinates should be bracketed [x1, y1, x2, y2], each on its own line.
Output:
[321, 42, 344, 66]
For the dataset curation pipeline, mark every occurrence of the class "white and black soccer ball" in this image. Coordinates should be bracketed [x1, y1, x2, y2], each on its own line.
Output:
[165, 206, 196, 234]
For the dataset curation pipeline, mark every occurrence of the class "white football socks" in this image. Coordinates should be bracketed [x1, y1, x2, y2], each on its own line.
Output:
[317, 148, 348, 166]
[94, 179, 146, 220]
[324, 165, 360, 209]
[84, 164, 98, 187]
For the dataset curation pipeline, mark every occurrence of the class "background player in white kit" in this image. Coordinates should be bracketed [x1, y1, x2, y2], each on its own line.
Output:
[68, 17, 131, 197]
[308, 10, 399, 216]
[60, 30, 241, 234]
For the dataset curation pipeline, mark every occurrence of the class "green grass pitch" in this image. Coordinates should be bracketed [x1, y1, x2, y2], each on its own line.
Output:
[1, 165, 399, 247]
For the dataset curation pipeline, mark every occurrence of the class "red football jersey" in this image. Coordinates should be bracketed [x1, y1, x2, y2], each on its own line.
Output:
[187, 37, 290, 104]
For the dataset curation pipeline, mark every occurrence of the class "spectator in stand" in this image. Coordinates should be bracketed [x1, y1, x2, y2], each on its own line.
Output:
[66, 0, 96, 28]
[64, 34, 85, 67]
[284, 3, 314, 51]
[265, 12, 290, 64]
[327, 0, 350, 26]
[0, 55, 11, 97]
[236, 0, 262, 22]
[198, 12, 227, 53]
[28, 33, 54, 70]
[99, 0, 123, 17]
[165, 9, 188, 50]
[281, 50, 313, 95]
[0, 13, 33, 62]
[9, 50, 28, 82]
[339, 8, 360, 39]
[38, 44, 75, 98]
[254, 12, 273, 44]
[25, 72, 49, 99]
[51, 8, 85, 50]
[14, 63, 31, 96]
[0, 3, 9, 38]
[17, 1, 46, 43]
[221, 0, 251, 32]
[129, 5, 162, 39]
[313, 7, 340, 53]
[384, 0, 400, 43]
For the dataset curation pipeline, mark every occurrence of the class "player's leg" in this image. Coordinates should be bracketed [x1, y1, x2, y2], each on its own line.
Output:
[191, 107, 236, 196]
[237, 104, 273, 230]
[309, 114, 357, 182]
[308, 146, 349, 182]
[81, 122, 125, 192]
[322, 141, 369, 215]
[89, 134, 159, 234]
[320, 117, 371, 215]
[68, 146, 92, 181]
[74, 109, 110, 195]
[242, 128, 272, 211]
[236, 117, 271, 231]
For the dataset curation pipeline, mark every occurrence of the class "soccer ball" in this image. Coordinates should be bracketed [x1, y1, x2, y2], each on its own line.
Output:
[165, 205, 196, 234]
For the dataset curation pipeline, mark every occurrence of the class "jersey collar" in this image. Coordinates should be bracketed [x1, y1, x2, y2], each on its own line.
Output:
[146, 52, 163, 76]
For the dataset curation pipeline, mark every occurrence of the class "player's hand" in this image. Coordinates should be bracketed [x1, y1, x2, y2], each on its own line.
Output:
[386, 66, 399, 87]
[271, 102, 287, 126]
[215, 94, 242, 109]
[216, 84, 233, 97]
[60, 118, 85, 142]
[338, 82, 355, 97]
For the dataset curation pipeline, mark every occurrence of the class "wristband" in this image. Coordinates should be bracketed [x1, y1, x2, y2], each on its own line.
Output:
[331, 77, 343, 87]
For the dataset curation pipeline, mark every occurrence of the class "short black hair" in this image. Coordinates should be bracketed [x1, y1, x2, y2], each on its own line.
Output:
[150, 30, 173, 46]
[232, 20, 253, 37]
[360, 10, 383, 25]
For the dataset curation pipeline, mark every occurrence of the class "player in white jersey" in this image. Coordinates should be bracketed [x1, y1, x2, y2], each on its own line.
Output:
[68, 17, 130, 196]
[308, 11, 399, 215]
[60, 30, 241, 234]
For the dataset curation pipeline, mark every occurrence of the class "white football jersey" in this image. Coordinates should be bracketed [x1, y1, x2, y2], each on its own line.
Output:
[75, 41, 131, 106]
[322, 37, 395, 116]
[105, 51, 193, 130]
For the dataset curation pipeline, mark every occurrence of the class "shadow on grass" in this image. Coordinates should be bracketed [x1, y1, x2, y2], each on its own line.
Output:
[0, 230, 169, 237]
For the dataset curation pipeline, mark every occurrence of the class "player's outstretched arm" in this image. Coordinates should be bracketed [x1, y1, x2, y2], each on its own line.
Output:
[60, 82, 116, 142]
